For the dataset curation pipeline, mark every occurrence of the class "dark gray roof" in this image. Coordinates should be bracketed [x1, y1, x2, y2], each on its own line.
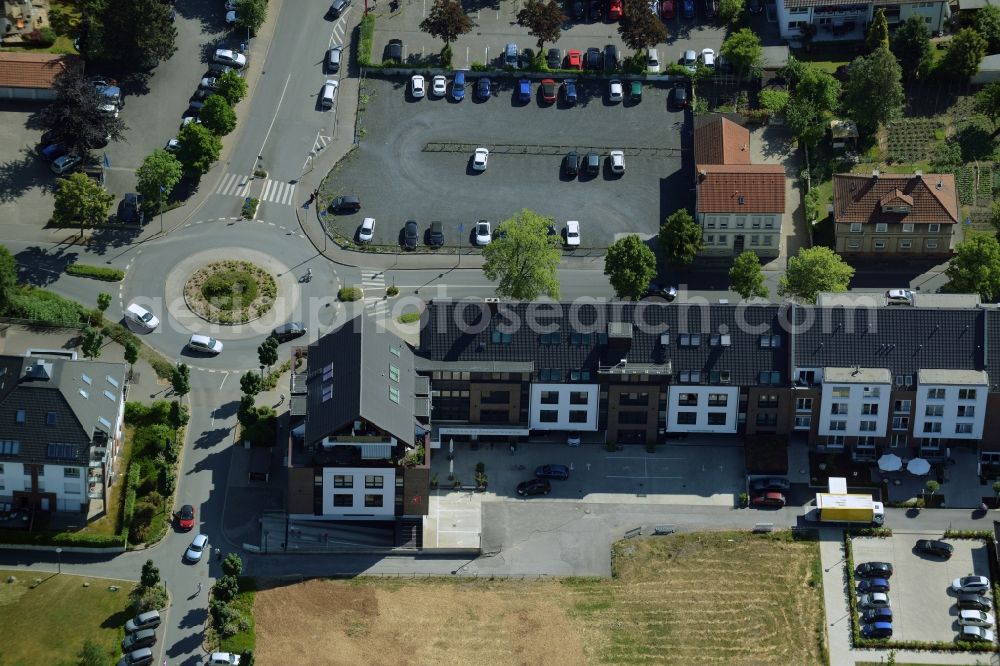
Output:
[792, 306, 985, 381]
[0, 355, 126, 465]
[985, 309, 1000, 390]
[305, 314, 416, 447]
[418, 301, 789, 386]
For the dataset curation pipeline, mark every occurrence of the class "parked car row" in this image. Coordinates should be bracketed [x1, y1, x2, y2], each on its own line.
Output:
[409, 74, 653, 106]
[121, 610, 160, 665]
[952, 576, 996, 642]
[855, 561, 894, 639]
[354, 217, 582, 249]
[749, 477, 790, 509]
[516, 464, 571, 496]
[170, 44, 247, 145]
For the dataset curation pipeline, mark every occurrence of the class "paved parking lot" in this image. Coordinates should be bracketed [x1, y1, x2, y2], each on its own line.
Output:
[852, 534, 993, 644]
[327, 76, 690, 248]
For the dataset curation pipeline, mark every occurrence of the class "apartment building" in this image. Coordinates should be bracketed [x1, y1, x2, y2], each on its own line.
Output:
[775, 0, 950, 43]
[0, 354, 127, 515]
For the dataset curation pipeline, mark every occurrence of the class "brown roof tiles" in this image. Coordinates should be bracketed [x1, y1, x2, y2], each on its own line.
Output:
[694, 116, 751, 166]
[696, 164, 786, 214]
[0, 53, 80, 90]
[833, 173, 959, 225]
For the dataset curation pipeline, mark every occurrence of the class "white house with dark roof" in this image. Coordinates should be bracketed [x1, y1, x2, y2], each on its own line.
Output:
[0, 354, 126, 515]
[775, 0, 950, 43]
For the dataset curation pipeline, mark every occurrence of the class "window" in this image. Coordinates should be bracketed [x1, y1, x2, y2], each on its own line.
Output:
[538, 332, 560, 345]
[570, 333, 591, 346]
[959, 388, 978, 400]
[798, 370, 816, 385]
[63, 467, 80, 478]
[925, 404, 944, 417]
[902, 223, 914, 233]
[848, 240, 861, 249]
[874, 240, 886, 250]
[926, 239, 938, 249]
[568, 410, 589, 423]
[796, 398, 813, 411]
[680, 334, 701, 347]
[927, 388, 945, 400]
[826, 436, 845, 449]
[389, 386, 400, 404]
[539, 410, 559, 423]
[762, 236, 773, 246]
[364, 494, 383, 508]
[718, 235, 727, 245]
[832, 387, 850, 398]
[0, 440, 20, 455]
[794, 415, 811, 429]
[900, 239, 912, 249]
[710, 393, 729, 407]
[956, 423, 974, 434]
[759, 335, 781, 348]
[958, 405, 976, 418]
[569, 370, 591, 381]
[875, 223, 887, 233]
[750, 235, 760, 246]
[333, 475, 353, 488]
[678, 393, 698, 406]
[756, 413, 778, 426]
[863, 387, 880, 398]
[539, 369, 561, 382]
[706, 216, 717, 228]
[862, 404, 878, 415]
[859, 420, 877, 432]
[333, 494, 353, 507]
[46, 412, 56, 425]
[757, 394, 777, 408]
[857, 436, 876, 449]
[491, 330, 512, 344]
[892, 416, 909, 430]
[64, 482, 80, 495]
[706, 234, 715, 244]
[365, 475, 384, 489]
[540, 391, 559, 405]
[830, 403, 848, 415]
[389, 365, 399, 382]
[758, 372, 781, 385]
[707, 413, 728, 426]
[570, 392, 589, 405]
[894, 399, 911, 413]
[618, 411, 648, 424]
[677, 412, 697, 425]
[850, 223, 862, 233]
[928, 224, 941, 232]
[14, 410, 24, 424]
[751, 217, 761, 229]
[923, 422, 942, 433]
[892, 434, 908, 447]
[829, 421, 847, 431]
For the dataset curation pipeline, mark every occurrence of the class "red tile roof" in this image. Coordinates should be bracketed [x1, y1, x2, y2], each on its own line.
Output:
[833, 173, 959, 225]
[696, 164, 786, 214]
[0, 53, 80, 90]
[694, 116, 751, 166]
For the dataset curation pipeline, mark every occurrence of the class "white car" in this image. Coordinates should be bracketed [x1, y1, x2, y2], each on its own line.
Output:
[610, 150, 625, 175]
[959, 610, 995, 627]
[411, 75, 425, 98]
[472, 148, 489, 171]
[187, 334, 223, 355]
[683, 49, 697, 72]
[165, 138, 181, 152]
[208, 653, 241, 666]
[180, 116, 201, 129]
[125, 303, 159, 332]
[358, 217, 375, 243]
[953, 576, 992, 594]
[858, 592, 890, 609]
[565, 220, 580, 247]
[213, 49, 247, 68]
[184, 533, 208, 562]
[475, 219, 492, 246]
[608, 79, 623, 103]
[200, 77, 219, 90]
[885, 288, 914, 305]
[961, 625, 996, 642]
[431, 75, 447, 96]
[224, 0, 237, 9]
[225, 10, 238, 23]
[701, 48, 716, 69]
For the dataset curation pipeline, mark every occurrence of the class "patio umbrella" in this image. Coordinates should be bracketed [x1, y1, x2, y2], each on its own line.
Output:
[877, 453, 903, 472]
[907, 458, 931, 476]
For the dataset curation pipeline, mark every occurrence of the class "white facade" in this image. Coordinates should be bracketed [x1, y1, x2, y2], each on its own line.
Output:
[912, 372, 988, 440]
[320, 467, 396, 519]
[775, 0, 949, 42]
[0, 462, 88, 512]
[529, 383, 600, 431]
[699, 212, 781, 258]
[817, 376, 891, 438]
[666, 386, 740, 433]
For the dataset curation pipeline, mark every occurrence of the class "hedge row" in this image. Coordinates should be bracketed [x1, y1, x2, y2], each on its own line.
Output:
[66, 264, 125, 281]
[0, 529, 124, 548]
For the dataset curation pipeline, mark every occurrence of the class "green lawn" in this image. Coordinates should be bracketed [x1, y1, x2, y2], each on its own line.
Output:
[0, 570, 134, 665]
[219, 578, 257, 655]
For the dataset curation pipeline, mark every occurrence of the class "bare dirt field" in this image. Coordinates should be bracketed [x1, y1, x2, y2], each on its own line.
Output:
[253, 531, 827, 666]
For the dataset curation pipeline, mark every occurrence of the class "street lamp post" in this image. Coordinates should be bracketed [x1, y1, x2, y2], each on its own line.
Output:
[55, 547, 62, 574]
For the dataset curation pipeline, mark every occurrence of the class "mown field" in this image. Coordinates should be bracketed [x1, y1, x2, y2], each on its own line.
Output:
[254, 531, 827, 666]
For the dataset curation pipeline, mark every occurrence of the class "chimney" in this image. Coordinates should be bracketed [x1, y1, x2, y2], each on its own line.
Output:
[698, 169, 707, 181]
[936, 178, 943, 190]
[914, 170, 922, 180]
[872, 169, 880, 180]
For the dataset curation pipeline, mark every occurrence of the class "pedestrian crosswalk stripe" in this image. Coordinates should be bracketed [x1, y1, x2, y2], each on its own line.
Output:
[215, 172, 253, 198]
[261, 179, 295, 205]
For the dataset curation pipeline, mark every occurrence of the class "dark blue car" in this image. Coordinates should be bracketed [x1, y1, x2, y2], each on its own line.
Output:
[517, 79, 531, 102]
[861, 607, 893, 624]
[682, 0, 695, 17]
[563, 78, 577, 105]
[857, 578, 890, 594]
[860, 621, 892, 639]
[477, 77, 491, 99]
[452, 71, 465, 101]
[535, 464, 570, 480]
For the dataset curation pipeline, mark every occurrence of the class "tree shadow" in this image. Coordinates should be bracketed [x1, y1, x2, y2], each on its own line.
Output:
[0, 150, 57, 204]
[14, 245, 79, 287]
[958, 124, 994, 162]
[193, 427, 230, 451]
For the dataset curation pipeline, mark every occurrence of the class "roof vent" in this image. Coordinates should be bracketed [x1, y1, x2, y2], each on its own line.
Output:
[872, 169, 880, 180]
[741, 144, 748, 151]
[738, 195, 745, 205]
[936, 178, 943, 190]
[698, 169, 707, 180]
[914, 170, 922, 180]
[851, 365, 861, 376]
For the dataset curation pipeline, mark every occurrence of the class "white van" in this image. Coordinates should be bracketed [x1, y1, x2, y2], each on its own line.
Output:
[125, 303, 159, 331]
[320, 80, 338, 109]
[646, 48, 660, 73]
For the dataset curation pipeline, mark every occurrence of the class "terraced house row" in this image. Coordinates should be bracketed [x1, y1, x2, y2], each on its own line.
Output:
[287, 296, 1000, 521]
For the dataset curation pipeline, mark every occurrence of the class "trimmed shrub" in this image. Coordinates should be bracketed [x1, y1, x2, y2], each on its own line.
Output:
[66, 264, 125, 281]
[358, 14, 376, 66]
[398, 312, 420, 324]
[338, 287, 363, 301]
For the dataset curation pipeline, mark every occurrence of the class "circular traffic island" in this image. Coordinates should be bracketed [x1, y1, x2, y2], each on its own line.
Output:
[183, 260, 277, 324]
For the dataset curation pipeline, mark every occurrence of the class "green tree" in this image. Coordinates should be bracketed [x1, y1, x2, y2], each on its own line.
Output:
[728, 251, 769, 300]
[79, 639, 106, 666]
[140, 559, 160, 588]
[136, 149, 182, 214]
[52, 172, 116, 232]
[240, 370, 263, 397]
[0, 246, 15, 315]
[124, 339, 139, 374]
[216, 69, 248, 106]
[975, 81, 1000, 130]
[258, 337, 278, 370]
[978, 4, 1000, 53]
[171, 363, 190, 397]
[891, 16, 933, 82]
[925, 479, 940, 497]
[941, 28, 988, 80]
[778, 246, 855, 303]
[176, 122, 222, 176]
[945, 232, 1000, 300]
[199, 95, 237, 136]
[866, 8, 889, 52]
[516, 0, 566, 50]
[618, 0, 667, 52]
[82, 0, 177, 71]
[843, 47, 903, 136]
[97, 292, 111, 313]
[721, 28, 762, 75]
[81, 327, 104, 359]
[235, 0, 267, 35]
[718, 0, 744, 28]
[222, 553, 244, 577]
[482, 210, 562, 300]
[780, 57, 841, 145]
[237, 394, 257, 427]
[759, 88, 789, 115]
[419, 0, 474, 45]
[658, 209, 703, 268]
[39, 69, 128, 157]
[604, 235, 657, 300]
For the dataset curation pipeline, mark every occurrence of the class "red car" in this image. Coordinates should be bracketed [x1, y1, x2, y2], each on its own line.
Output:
[608, 0, 623, 19]
[175, 504, 195, 530]
[660, 0, 675, 18]
[751, 492, 786, 508]
[566, 49, 583, 70]
[540, 78, 557, 103]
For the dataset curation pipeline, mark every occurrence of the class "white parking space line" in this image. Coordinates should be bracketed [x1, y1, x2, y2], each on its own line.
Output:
[606, 474, 684, 479]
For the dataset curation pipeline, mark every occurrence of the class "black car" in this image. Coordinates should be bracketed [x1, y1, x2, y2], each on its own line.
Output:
[957, 592, 993, 611]
[572, 0, 585, 19]
[207, 63, 233, 76]
[645, 283, 678, 301]
[586, 47, 603, 70]
[563, 151, 580, 177]
[387, 38, 403, 63]
[118, 193, 145, 225]
[329, 195, 361, 213]
[271, 322, 307, 343]
[914, 539, 953, 559]
[748, 0, 763, 12]
[855, 562, 894, 579]
[604, 44, 619, 70]
[562, 78, 578, 104]
[516, 479, 552, 497]
[428, 221, 444, 247]
[672, 83, 689, 109]
[328, 0, 352, 18]
[547, 48, 562, 68]
[589, 0, 603, 21]
[585, 150, 600, 175]
[122, 628, 157, 652]
[403, 220, 418, 250]
[750, 477, 791, 492]
[861, 607, 893, 624]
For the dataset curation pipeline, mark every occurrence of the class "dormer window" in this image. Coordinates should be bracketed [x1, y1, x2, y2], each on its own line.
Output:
[879, 188, 913, 214]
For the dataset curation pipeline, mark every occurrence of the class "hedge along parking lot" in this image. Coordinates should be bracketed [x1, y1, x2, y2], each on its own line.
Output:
[324, 76, 690, 250]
